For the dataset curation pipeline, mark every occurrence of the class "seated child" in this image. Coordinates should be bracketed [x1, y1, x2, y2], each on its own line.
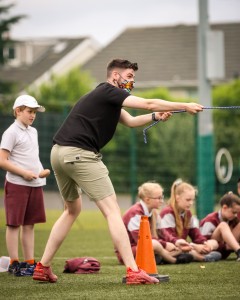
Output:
[200, 192, 240, 261]
[160, 179, 220, 262]
[115, 181, 193, 265]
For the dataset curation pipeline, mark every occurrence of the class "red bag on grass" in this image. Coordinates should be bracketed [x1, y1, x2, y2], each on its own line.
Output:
[63, 257, 101, 274]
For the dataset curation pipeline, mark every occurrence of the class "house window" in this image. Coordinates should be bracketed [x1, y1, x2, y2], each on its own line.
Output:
[4, 45, 20, 67]
[8, 47, 15, 59]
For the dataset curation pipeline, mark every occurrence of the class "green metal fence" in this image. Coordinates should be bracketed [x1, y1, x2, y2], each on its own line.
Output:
[0, 112, 239, 212]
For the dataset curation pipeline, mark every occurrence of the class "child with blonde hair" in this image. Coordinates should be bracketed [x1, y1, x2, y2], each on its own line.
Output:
[160, 179, 221, 262]
[115, 181, 193, 265]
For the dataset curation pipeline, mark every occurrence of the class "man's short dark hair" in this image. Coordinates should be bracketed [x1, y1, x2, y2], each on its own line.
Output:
[238, 178, 240, 183]
[107, 59, 138, 77]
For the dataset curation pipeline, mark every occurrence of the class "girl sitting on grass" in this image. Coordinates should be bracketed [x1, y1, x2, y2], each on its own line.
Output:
[160, 179, 221, 262]
[116, 181, 193, 265]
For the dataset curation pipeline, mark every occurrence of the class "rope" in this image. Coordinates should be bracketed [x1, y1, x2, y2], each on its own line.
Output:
[143, 106, 240, 144]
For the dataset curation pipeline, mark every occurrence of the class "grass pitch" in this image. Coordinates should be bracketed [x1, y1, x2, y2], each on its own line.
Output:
[0, 209, 239, 300]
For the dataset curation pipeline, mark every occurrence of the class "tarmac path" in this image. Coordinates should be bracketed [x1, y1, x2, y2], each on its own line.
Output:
[0, 190, 132, 211]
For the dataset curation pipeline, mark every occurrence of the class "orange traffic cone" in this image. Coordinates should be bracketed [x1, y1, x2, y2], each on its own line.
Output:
[135, 215, 169, 282]
[122, 215, 170, 283]
[135, 215, 158, 275]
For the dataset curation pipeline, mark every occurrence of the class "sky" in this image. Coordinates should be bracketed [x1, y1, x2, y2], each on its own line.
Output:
[5, 0, 240, 46]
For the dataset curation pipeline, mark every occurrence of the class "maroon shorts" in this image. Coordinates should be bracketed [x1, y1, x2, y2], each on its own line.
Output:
[217, 241, 233, 259]
[4, 181, 46, 226]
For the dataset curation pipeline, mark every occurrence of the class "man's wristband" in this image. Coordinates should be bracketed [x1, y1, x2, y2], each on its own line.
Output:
[152, 112, 158, 121]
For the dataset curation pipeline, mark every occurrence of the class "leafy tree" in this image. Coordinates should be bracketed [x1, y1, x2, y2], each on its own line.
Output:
[212, 79, 240, 194]
[213, 79, 240, 158]
[0, 0, 26, 65]
[0, 0, 26, 108]
[0, 80, 17, 112]
[28, 67, 94, 113]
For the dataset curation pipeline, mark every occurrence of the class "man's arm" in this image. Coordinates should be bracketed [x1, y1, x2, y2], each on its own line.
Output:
[122, 95, 203, 114]
[119, 108, 172, 127]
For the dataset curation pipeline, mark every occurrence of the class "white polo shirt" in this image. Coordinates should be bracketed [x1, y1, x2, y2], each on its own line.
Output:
[0, 120, 46, 187]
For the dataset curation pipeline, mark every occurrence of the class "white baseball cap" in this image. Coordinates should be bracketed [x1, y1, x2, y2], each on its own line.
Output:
[13, 95, 45, 112]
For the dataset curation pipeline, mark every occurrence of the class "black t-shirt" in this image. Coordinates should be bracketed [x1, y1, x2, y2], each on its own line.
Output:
[53, 82, 129, 153]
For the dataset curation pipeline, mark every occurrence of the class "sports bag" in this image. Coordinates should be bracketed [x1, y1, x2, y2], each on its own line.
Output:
[63, 257, 101, 274]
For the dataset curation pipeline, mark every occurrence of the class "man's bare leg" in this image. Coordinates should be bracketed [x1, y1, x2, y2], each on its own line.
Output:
[95, 194, 138, 271]
[40, 197, 82, 266]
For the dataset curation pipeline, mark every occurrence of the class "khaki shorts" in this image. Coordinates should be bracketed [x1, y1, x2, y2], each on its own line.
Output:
[50, 145, 115, 202]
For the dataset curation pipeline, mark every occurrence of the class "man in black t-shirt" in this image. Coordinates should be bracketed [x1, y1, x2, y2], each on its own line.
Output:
[33, 58, 203, 284]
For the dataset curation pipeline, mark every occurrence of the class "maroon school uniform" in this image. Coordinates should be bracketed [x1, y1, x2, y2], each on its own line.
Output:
[160, 205, 206, 244]
[115, 200, 166, 264]
[200, 210, 235, 258]
[200, 211, 222, 239]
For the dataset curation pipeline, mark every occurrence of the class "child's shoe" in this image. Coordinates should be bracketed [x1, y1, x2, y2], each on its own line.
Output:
[126, 267, 159, 284]
[8, 261, 19, 274]
[14, 262, 37, 276]
[175, 253, 194, 264]
[33, 262, 58, 283]
[154, 254, 164, 265]
[204, 251, 222, 262]
[23, 262, 37, 276]
[14, 262, 28, 276]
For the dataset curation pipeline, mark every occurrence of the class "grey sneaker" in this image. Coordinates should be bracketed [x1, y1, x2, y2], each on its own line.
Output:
[204, 251, 222, 262]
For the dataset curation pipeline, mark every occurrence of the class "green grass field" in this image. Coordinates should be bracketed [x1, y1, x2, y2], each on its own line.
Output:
[0, 208, 239, 300]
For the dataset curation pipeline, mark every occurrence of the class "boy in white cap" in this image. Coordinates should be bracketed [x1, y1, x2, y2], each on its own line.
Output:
[0, 95, 48, 276]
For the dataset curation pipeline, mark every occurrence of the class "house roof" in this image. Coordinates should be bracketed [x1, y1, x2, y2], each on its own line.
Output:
[82, 23, 240, 89]
[0, 37, 100, 92]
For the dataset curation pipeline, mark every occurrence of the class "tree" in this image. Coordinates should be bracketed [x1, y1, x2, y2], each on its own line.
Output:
[0, 0, 26, 65]
[213, 79, 240, 158]
[212, 79, 240, 194]
[28, 67, 94, 113]
[0, 1, 26, 105]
